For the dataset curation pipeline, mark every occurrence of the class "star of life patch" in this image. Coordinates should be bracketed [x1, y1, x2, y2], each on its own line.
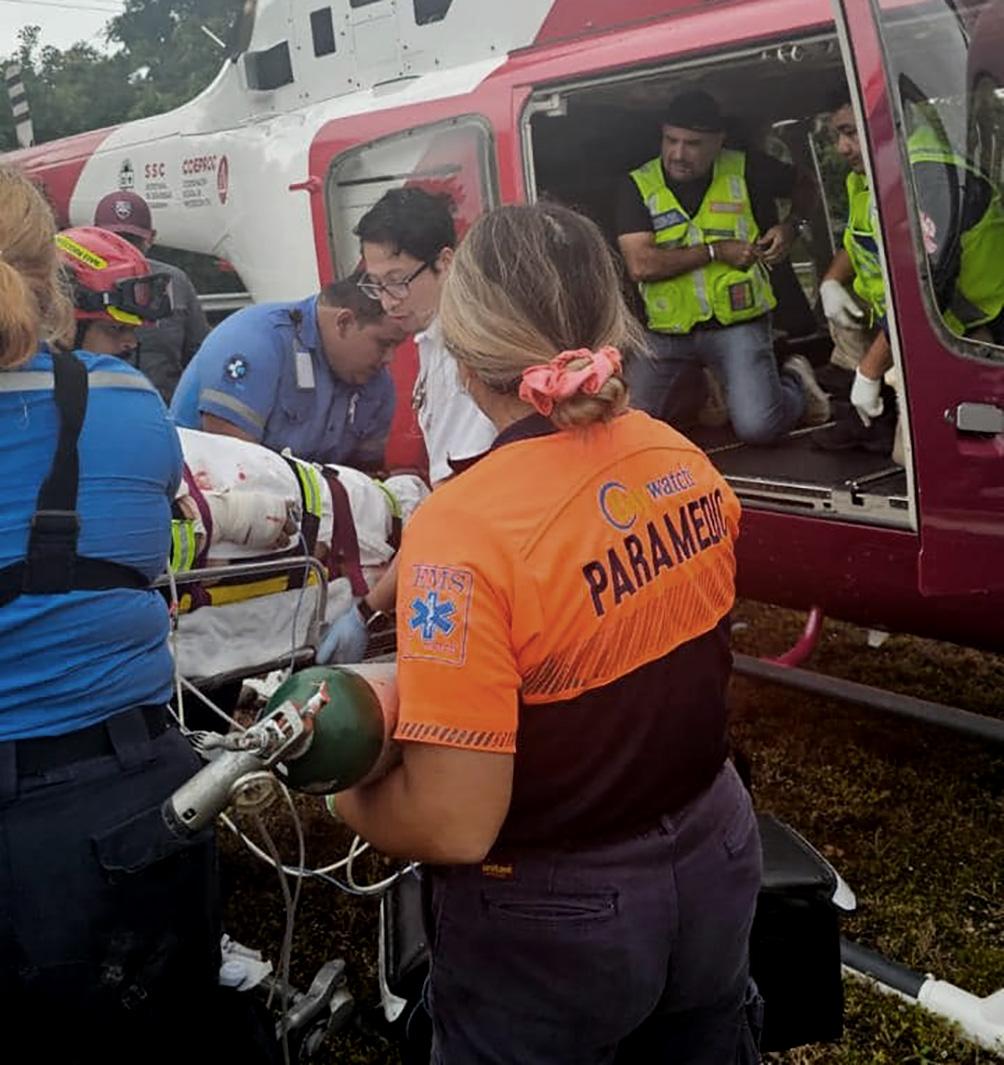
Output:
[401, 564, 474, 667]
[225, 356, 248, 381]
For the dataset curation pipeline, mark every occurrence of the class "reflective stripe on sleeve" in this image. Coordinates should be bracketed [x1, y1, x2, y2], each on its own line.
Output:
[199, 388, 267, 431]
[0, 370, 159, 393]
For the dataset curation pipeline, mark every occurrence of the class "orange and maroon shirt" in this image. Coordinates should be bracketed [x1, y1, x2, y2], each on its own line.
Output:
[394, 409, 741, 847]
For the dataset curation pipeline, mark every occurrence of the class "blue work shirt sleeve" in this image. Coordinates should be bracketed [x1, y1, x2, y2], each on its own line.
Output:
[348, 379, 396, 469]
[192, 318, 283, 441]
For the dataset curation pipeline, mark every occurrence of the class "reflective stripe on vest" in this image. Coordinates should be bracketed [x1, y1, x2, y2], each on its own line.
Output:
[170, 519, 199, 573]
[629, 149, 776, 334]
[290, 459, 323, 520]
[843, 171, 886, 322]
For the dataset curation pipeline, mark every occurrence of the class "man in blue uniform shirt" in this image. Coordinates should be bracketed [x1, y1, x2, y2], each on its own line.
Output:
[171, 279, 405, 467]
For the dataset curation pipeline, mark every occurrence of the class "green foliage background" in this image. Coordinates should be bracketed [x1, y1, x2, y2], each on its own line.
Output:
[0, 0, 243, 151]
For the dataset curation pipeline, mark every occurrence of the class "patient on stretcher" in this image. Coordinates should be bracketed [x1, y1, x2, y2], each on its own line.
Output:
[171, 428, 428, 591]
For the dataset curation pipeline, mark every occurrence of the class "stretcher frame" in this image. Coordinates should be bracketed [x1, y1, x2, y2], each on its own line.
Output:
[153, 556, 332, 688]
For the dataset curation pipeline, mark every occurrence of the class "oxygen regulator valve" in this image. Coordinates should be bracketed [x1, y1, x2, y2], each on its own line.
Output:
[163, 663, 399, 840]
[163, 685, 329, 838]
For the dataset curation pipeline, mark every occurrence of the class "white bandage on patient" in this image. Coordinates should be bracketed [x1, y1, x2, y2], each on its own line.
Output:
[175, 428, 430, 568]
[204, 490, 298, 550]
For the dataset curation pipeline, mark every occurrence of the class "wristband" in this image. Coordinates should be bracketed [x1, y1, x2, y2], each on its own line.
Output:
[358, 597, 393, 633]
[707, 243, 716, 262]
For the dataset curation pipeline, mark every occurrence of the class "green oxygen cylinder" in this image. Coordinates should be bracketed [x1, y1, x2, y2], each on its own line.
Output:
[262, 663, 399, 794]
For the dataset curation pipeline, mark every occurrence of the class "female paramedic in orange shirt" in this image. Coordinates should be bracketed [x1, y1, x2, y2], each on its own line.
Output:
[335, 202, 763, 1065]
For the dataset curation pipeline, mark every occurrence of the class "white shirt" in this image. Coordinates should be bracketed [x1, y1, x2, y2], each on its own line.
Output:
[414, 318, 497, 484]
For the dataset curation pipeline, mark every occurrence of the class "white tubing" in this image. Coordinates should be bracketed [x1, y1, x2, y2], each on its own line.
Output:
[844, 968, 1004, 1054]
[917, 980, 1004, 1055]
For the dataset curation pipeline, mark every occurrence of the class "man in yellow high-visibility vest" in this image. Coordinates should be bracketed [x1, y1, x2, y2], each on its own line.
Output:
[616, 90, 829, 444]
[813, 93, 1004, 458]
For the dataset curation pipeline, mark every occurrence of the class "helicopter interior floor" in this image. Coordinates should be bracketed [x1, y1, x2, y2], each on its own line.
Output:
[688, 418, 909, 527]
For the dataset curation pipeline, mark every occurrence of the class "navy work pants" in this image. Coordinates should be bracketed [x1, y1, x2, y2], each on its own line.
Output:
[425, 762, 763, 1065]
[0, 707, 220, 1063]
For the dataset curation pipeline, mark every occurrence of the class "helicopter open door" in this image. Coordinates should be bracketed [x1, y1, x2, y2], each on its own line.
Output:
[832, 0, 1004, 596]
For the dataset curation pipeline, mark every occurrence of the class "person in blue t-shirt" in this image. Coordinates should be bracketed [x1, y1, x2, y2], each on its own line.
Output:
[171, 279, 405, 468]
[0, 172, 220, 1059]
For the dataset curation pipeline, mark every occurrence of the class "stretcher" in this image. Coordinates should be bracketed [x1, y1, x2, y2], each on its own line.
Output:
[157, 429, 427, 684]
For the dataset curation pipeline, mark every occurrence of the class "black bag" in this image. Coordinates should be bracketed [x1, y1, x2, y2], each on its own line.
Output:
[752, 813, 845, 1051]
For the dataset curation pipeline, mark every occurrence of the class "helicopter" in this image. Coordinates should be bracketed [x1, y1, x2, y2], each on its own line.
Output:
[6, 0, 1004, 655]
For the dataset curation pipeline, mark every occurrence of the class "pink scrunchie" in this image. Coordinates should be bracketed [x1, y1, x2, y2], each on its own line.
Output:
[518, 347, 623, 417]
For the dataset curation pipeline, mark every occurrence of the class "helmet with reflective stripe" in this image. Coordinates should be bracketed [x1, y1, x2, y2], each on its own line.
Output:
[56, 226, 170, 326]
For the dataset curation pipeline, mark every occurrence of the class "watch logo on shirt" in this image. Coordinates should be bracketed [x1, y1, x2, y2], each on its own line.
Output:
[225, 356, 248, 381]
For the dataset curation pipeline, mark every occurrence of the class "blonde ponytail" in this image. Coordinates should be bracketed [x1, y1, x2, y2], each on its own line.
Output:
[0, 165, 75, 369]
[0, 258, 39, 369]
[440, 203, 644, 431]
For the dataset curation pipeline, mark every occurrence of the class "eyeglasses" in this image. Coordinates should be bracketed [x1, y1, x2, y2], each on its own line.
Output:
[357, 261, 430, 302]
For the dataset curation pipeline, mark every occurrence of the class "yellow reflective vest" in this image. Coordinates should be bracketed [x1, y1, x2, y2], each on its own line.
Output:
[844, 129, 1004, 333]
[629, 149, 776, 334]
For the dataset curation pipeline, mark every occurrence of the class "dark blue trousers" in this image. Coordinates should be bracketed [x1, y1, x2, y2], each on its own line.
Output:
[425, 762, 762, 1065]
[0, 708, 220, 1064]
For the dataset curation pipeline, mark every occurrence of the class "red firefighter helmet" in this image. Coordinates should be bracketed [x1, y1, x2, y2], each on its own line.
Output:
[55, 226, 171, 326]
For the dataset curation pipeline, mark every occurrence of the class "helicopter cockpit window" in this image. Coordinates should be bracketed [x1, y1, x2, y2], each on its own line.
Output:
[349, 0, 383, 6]
[229, 0, 257, 60]
[873, 0, 1004, 358]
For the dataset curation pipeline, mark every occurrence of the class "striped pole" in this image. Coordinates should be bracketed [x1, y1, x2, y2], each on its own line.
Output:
[4, 63, 35, 149]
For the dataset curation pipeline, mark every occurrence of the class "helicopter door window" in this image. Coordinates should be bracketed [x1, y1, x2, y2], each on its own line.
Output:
[325, 116, 499, 277]
[872, 0, 1004, 359]
[349, 0, 383, 6]
[414, 0, 453, 25]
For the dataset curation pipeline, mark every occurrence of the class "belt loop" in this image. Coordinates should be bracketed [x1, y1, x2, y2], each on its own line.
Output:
[0, 742, 17, 802]
[105, 708, 155, 771]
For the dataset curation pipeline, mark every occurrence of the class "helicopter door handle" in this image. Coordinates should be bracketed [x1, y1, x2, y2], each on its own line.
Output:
[945, 402, 1004, 435]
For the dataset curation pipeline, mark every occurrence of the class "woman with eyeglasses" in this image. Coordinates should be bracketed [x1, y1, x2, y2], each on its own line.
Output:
[334, 202, 764, 1065]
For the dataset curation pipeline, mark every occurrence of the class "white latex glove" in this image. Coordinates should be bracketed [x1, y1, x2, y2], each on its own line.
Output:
[205, 490, 299, 550]
[820, 279, 866, 330]
[850, 370, 884, 426]
[317, 601, 369, 665]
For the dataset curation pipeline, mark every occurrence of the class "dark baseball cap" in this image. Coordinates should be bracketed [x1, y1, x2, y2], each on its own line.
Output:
[663, 90, 725, 133]
[93, 190, 154, 239]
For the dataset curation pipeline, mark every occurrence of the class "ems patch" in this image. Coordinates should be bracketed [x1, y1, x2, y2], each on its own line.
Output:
[709, 201, 744, 214]
[401, 564, 474, 667]
[225, 356, 248, 381]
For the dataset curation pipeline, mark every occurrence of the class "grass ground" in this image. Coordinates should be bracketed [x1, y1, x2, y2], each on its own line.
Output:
[221, 601, 1004, 1064]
